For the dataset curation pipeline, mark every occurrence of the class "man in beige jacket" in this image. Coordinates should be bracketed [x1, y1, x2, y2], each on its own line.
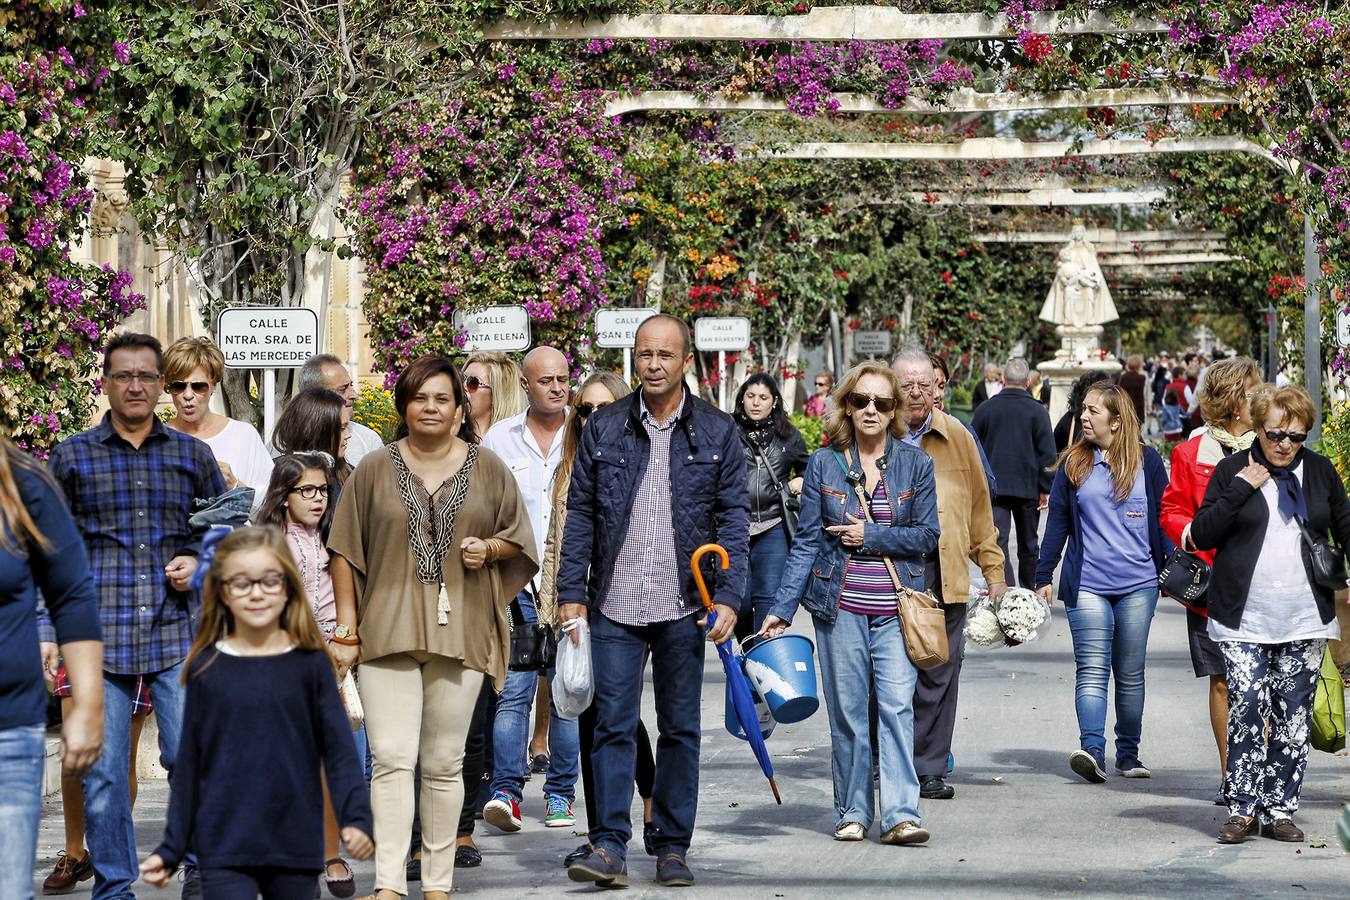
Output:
[893, 348, 1007, 800]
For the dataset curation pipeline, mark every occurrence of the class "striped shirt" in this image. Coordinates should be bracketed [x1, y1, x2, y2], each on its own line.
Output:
[46, 414, 226, 675]
[601, 395, 690, 626]
[839, 479, 897, 616]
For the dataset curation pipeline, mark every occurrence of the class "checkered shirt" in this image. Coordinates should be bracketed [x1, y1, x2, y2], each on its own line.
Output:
[46, 414, 226, 675]
[601, 396, 691, 626]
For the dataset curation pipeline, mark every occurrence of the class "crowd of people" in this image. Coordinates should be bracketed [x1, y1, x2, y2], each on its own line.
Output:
[2, 320, 1347, 900]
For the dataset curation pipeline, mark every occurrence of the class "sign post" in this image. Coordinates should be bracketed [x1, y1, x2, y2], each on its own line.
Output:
[694, 317, 752, 411]
[454, 305, 531, 353]
[595, 308, 658, 384]
[218, 307, 320, 445]
[853, 330, 892, 360]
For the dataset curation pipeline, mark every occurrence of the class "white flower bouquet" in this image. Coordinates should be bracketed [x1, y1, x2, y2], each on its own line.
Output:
[963, 588, 1004, 648]
[995, 587, 1052, 644]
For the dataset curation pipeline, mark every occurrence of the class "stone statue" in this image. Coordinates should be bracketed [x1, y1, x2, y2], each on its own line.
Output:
[1038, 224, 1118, 328]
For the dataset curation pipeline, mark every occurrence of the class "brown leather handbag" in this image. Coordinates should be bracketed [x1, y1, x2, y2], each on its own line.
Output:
[845, 476, 949, 669]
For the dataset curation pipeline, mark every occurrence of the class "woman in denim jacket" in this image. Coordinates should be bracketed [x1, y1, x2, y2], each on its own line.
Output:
[762, 361, 939, 846]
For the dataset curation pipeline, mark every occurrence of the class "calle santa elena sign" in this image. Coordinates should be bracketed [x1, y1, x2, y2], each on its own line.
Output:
[455, 305, 531, 352]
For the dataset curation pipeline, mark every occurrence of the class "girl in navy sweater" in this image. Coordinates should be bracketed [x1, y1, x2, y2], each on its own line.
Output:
[140, 526, 372, 899]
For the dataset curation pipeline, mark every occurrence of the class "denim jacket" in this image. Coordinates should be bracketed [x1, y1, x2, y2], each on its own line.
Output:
[769, 436, 939, 625]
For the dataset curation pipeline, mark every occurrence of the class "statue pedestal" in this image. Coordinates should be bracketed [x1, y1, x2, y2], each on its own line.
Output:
[1040, 352, 1122, 426]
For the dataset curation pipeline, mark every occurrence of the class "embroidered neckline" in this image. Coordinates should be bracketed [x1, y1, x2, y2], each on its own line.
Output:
[388, 442, 478, 586]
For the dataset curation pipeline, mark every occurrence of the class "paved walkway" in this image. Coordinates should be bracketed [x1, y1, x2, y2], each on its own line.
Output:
[34, 601, 1349, 898]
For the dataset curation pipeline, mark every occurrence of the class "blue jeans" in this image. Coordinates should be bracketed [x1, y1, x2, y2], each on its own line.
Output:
[489, 591, 578, 803]
[743, 524, 790, 632]
[1064, 588, 1158, 766]
[0, 723, 45, 900]
[815, 611, 921, 832]
[85, 664, 189, 900]
[590, 611, 704, 859]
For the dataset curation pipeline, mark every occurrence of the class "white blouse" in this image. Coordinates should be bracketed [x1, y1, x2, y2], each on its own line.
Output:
[1208, 463, 1338, 645]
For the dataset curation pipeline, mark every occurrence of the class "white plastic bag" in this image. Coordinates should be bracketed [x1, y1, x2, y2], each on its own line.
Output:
[552, 618, 593, 720]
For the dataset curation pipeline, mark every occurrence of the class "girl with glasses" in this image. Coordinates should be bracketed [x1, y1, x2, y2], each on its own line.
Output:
[139, 526, 372, 898]
[1191, 384, 1350, 845]
[762, 361, 940, 846]
[256, 452, 366, 895]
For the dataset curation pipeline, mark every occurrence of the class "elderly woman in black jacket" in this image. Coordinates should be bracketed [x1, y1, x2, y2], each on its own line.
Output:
[734, 373, 809, 642]
[1191, 384, 1350, 846]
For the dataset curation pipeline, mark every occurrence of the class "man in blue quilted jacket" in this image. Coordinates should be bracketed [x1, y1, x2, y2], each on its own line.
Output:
[558, 314, 750, 889]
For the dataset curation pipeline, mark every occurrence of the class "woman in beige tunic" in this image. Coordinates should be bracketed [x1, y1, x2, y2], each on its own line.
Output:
[327, 355, 537, 900]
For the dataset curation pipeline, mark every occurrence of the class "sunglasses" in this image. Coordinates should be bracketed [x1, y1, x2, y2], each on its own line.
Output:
[846, 392, 897, 414]
[577, 400, 610, 419]
[815, 381, 830, 388]
[166, 380, 210, 395]
[1264, 429, 1308, 445]
[463, 375, 492, 393]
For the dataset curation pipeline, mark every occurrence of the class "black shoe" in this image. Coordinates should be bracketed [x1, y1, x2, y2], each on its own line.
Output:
[643, 822, 657, 857]
[919, 776, 955, 800]
[565, 843, 593, 868]
[530, 752, 550, 774]
[655, 852, 694, 887]
[1069, 749, 1107, 784]
[455, 845, 483, 868]
[406, 855, 421, 882]
[568, 845, 628, 889]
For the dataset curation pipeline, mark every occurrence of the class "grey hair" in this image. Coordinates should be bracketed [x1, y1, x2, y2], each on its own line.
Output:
[1003, 357, 1030, 386]
[299, 354, 345, 391]
[891, 346, 934, 373]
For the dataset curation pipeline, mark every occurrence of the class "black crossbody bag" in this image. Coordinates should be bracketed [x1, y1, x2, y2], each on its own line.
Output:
[507, 587, 557, 672]
[1297, 518, 1349, 592]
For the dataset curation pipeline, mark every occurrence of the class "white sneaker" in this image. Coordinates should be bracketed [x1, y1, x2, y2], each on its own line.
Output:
[833, 822, 866, 841]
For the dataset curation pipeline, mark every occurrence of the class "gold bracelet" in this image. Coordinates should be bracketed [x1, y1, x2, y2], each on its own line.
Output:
[485, 538, 501, 565]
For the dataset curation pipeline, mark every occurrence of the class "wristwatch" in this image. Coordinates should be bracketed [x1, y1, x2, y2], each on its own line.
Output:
[333, 624, 358, 641]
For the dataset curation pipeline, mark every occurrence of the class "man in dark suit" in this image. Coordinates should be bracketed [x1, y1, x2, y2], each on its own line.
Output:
[971, 358, 1057, 588]
[970, 363, 1003, 413]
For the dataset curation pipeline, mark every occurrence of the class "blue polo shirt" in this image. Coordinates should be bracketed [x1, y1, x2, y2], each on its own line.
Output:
[1078, 450, 1155, 596]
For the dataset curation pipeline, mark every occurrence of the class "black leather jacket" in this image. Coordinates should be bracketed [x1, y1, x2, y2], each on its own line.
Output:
[738, 422, 809, 525]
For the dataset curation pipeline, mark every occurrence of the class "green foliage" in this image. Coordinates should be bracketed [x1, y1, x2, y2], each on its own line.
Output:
[789, 411, 825, 451]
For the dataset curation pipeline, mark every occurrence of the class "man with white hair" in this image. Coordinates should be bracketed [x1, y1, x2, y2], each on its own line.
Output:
[971, 358, 1057, 589]
[299, 354, 385, 466]
[971, 362, 1003, 412]
[893, 348, 1006, 799]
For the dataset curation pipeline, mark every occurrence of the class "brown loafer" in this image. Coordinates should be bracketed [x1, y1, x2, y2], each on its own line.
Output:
[43, 850, 93, 895]
[1260, 819, 1305, 842]
[323, 857, 355, 898]
[1217, 815, 1258, 844]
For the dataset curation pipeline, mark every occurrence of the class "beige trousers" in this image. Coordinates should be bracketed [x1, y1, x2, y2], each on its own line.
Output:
[359, 651, 484, 895]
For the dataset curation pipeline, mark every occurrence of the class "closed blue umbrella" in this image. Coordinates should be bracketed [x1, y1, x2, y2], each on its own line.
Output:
[693, 544, 782, 805]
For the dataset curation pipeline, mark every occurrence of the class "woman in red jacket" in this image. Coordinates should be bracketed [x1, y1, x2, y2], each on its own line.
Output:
[1159, 357, 1261, 805]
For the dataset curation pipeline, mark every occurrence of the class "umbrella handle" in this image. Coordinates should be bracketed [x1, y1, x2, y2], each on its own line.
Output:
[691, 543, 729, 612]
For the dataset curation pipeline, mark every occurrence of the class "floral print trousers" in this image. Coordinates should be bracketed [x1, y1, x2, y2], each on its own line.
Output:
[1219, 638, 1326, 823]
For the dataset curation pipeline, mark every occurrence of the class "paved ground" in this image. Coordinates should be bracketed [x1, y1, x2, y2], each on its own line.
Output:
[34, 598, 1350, 898]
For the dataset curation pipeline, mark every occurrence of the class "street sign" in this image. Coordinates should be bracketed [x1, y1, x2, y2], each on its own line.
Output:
[853, 331, 892, 357]
[694, 316, 751, 352]
[455, 305, 531, 352]
[217, 307, 319, 369]
[1338, 307, 1350, 346]
[595, 308, 658, 349]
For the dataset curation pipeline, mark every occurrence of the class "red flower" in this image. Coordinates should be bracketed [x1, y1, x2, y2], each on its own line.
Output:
[1018, 32, 1054, 65]
[940, 271, 953, 284]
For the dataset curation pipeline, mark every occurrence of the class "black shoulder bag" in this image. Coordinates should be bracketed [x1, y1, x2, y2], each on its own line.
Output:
[507, 587, 557, 672]
[1158, 548, 1211, 613]
[1297, 518, 1348, 592]
[746, 435, 800, 541]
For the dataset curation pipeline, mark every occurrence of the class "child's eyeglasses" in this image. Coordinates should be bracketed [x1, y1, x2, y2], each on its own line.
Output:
[287, 485, 331, 500]
[221, 573, 287, 599]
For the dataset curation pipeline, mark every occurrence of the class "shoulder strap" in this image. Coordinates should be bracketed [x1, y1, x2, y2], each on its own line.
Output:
[745, 434, 785, 492]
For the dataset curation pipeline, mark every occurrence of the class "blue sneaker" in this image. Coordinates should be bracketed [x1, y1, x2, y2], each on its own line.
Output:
[568, 845, 628, 889]
[946, 751, 955, 775]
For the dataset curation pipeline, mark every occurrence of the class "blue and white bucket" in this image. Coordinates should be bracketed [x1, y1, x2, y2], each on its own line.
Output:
[742, 634, 819, 724]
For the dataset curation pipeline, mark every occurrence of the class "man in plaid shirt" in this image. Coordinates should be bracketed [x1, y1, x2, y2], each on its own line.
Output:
[46, 333, 225, 900]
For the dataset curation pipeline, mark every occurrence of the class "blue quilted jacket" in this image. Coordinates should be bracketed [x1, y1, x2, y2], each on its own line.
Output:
[769, 436, 939, 626]
[557, 388, 750, 615]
